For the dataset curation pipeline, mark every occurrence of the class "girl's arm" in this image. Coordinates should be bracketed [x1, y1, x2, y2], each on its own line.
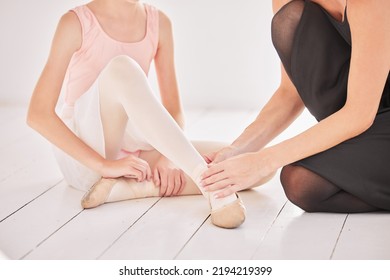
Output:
[202, 0, 390, 197]
[27, 12, 151, 180]
[154, 11, 184, 128]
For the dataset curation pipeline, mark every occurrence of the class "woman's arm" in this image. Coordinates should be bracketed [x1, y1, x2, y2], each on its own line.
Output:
[154, 11, 185, 128]
[265, 0, 390, 171]
[204, 0, 303, 164]
[205, 67, 304, 163]
[27, 12, 151, 180]
[202, 0, 390, 197]
[228, 67, 304, 154]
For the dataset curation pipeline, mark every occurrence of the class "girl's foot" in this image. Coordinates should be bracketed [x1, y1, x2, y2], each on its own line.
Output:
[81, 178, 117, 208]
[209, 193, 246, 229]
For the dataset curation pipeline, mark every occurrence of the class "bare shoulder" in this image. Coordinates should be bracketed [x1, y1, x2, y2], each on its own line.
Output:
[156, 9, 173, 48]
[348, 0, 390, 38]
[348, 0, 390, 65]
[53, 11, 82, 53]
[158, 9, 173, 32]
[58, 11, 81, 32]
[348, 0, 390, 24]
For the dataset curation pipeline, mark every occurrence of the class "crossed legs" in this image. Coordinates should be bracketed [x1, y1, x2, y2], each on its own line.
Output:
[280, 165, 379, 213]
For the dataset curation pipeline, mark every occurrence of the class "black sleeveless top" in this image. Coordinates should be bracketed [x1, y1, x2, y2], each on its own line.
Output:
[271, 0, 390, 121]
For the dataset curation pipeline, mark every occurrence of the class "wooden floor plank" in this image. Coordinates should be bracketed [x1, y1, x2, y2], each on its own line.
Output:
[0, 133, 55, 181]
[1, 106, 389, 261]
[0, 153, 62, 221]
[100, 195, 210, 260]
[331, 212, 390, 260]
[0, 161, 62, 221]
[24, 197, 161, 260]
[251, 202, 347, 260]
[0, 181, 83, 259]
[176, 176, 287, 259]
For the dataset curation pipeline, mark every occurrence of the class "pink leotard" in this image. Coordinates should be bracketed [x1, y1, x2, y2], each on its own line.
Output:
[64, 4, 159, 106]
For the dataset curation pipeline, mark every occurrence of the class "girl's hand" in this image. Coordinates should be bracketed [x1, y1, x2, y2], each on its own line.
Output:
[100, 155, 152, 182]
[203, 145, 241, 164]
[153, 156, 186, 197]
[201, 151, 276, 198]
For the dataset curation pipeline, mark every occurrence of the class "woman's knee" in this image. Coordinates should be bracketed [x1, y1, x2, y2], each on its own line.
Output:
[280, 165, 319, 212]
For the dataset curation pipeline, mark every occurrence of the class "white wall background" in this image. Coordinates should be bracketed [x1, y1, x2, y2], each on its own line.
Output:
[0, 0, 280, 110]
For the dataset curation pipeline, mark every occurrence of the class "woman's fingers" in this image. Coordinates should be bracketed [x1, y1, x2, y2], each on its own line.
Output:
[203, 178, 233, 192]
[201, 168, 229, 188]
[201, 163, 224, 181]
[214, 184, 241, 199]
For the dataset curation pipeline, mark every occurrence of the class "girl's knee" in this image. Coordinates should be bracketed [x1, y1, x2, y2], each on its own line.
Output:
[99, 55, 147, 99]
[103, 55, 145, 80]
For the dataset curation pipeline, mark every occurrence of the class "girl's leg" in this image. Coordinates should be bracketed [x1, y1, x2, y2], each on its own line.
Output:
[280, 165, 379, 212]
[106, 141, 226, 202]
[83, 56, 245, 228]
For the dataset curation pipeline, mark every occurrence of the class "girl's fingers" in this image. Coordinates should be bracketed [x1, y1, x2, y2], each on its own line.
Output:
[126, 157, 151, 181]
[172, 170, 182, 196]
[159, 169, 168, 196]
[178, 172, 186, 195]
[203, 153, 214, 164]
[165, 171, 175, 196]
[126, 168, 142, 181]
[153, 168, 161, 187]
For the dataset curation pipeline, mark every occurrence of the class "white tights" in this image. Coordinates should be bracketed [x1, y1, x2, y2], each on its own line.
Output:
[98, 55, 237, 209]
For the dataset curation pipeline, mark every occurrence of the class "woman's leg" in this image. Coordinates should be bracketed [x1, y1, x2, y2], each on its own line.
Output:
[280, 165, 380, 213]
[84, 56, 245, 228]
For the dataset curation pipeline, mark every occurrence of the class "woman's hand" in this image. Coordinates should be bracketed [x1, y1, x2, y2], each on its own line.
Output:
[100, 155, 152, 182]
[201, 151, 276, 198]
[203, 145, 241, 164]
[153, 156, 186, 197]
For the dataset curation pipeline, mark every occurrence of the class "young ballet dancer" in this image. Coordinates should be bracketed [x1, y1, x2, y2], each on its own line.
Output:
[27, 0, 245, 228]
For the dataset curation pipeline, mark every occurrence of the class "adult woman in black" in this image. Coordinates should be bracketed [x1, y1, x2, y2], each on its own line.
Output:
[202, 0, 390, 213]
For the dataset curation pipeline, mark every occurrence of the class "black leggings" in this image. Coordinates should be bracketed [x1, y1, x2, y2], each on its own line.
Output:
[280, 165, 380, 213]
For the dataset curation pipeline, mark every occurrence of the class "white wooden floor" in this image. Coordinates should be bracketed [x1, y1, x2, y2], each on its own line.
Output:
[1, 105, 390, 260]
